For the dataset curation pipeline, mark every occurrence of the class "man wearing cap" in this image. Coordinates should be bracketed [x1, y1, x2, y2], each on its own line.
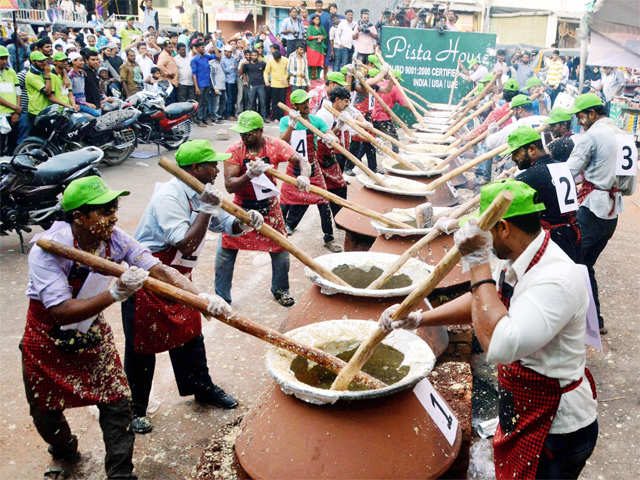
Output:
[21, 176, 221, 479]
[0, 45, 21, 153]
[502, 126, 582, 261]
[264, 44, 288, 121]
[380, 179, 598, 480]
[50, 51, 80, 111]
[545, 107, 573, 139]
[459, 58, 489, 86]
[464, 78, 519, 142]
[308, 71, 346, 114]
[221, 44, 239, 120]
[279, 89, 342, 252]
[566, 93, 634, 334]
[525, 77, 551, 116]
[68, 52, 100, 117]
[217, 111, 311, 307]
[120, 17, 142, 51]
[485, 94, 547, 153]
[126, 140, 263, 433]
[25, 50, 53, 124]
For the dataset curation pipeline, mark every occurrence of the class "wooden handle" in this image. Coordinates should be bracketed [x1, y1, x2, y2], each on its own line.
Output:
[158, 157, 350, 287]
[402, 86, 431, 106]
[277, 102, 391, 188]
[267, 167, 414, 230]
[323, 104, 420, 172]
[356, 120, 405, 150]
[330, 190, 514, 391]
[449, 76, 496, 123]
[448, 64, 460, 105]
[455, 83, 479, 110]
[444, 100, 492, 138]
[408, 97, 430, 116]
[36, 238, 386, 390]
[375, 51, 424, 128]
[354, 70, 415, 138]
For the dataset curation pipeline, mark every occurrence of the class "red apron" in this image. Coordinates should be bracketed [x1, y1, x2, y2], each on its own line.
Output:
[21, 251, 130, 411]
[317, 136, 347, 190]
[131, 247, 201, 354]
[541, 213, 581, 244]
[280, 131, 329, 205]
[578, 180, 619, 216]
[493, 230, 597, 479]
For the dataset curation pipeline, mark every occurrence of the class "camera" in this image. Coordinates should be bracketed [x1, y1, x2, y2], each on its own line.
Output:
[359, 20, 373, 34]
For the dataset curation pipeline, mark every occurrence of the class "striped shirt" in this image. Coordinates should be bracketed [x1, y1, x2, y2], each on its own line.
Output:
[286, 53, 309, 88]
[545, 59, 564, 88]
[17, 69, 29, 112]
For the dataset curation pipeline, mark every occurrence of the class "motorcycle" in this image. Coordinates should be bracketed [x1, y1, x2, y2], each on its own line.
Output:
[126, 89, 197, 151]
[15, 104, 140, 166]
[0, 146, 104, 252]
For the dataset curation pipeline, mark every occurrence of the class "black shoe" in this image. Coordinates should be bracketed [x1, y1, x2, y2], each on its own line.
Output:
[195, 385, 238, 409]
[131, 416, 153, 434]
[273, 289, 295, 307]
[286, 225, 294, 235]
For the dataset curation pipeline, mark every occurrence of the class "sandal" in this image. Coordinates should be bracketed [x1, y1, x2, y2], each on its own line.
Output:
[273, 289, 295, 307]
[323, 240, 343, 253]
[44, 466, 70, 479]
[131, 416, 153, 434]
[599, 327, 608, 335]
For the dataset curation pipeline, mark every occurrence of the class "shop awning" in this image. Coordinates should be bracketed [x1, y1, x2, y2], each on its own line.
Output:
[216, 8, 250, 22]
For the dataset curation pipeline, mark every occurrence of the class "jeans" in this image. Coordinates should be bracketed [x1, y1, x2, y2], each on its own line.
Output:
[333, 47, 351, 73]
[214, 236, 290, 303]
[209, 91, 221, 120]
[197, 86, 213, 122]
[225, 82, 237, 118]
[270, 87, 287, 120]
[576, 206, 618, 328]
[348, 139, 377, 172]
[16, 112, 32, 146]
[78, 104, 101, 117]
[373, 120, 399, 153]
[176, 84, 195, 102]
[237, 82, 248, 114]
[248, 84, 267, 118]
[281, 203, 334, 242]
[536, 420, 598, 479]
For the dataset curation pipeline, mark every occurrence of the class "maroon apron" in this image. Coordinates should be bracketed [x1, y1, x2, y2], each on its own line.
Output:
[131, 247, 202, 354]
[578, 180, 619, 216]
[21, 245, 130, 411]
[280, 131, 329, 205]
[493, 231, 597, 479]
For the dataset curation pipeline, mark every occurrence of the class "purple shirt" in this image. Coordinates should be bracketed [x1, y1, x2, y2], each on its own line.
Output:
[26, 221, 159, 309]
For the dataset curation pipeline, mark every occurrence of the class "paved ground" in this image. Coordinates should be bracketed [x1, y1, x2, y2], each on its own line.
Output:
[0, 121, 638, 479]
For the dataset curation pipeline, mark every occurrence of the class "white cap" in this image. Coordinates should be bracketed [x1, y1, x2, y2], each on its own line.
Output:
[68, 52, 82, 62]
[156, 37, 168, 45]
[215, 29, 222, 33]
[223, 45, 232, 51]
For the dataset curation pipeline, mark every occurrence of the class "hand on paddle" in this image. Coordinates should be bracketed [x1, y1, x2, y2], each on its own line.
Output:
[246, 160, 271, 179]
[434, 217, 460, 234]
[109, 266, 149, 302]
[198, 183, 222, 214]
[378, 304, 423, 332]
[296, 175, 311, 192]
[198, 293, 232, 320]
[454, 217, 493, 272]
[288, 110, 301, 123]
[321, 132, 338, 146]
[239, 209, 264, 232]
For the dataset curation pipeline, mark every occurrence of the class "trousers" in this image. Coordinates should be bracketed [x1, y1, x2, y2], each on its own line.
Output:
[121, 298, 214, 418]
[327, 186, 347, 218]
[196, 86, 213, 122]
[536, 420, 598, 479]
[224, 82, 237, 118]
[348, 139, 377, 171]
[270, 87, 287, 120]
[248, 84, 267, 118]
[281, 202, 334, 242]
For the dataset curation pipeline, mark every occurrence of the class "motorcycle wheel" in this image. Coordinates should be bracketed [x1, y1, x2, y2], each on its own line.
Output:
[101, 142, 136, 166]
[14, 142, 56, 164]
[161, 120, 191, 150]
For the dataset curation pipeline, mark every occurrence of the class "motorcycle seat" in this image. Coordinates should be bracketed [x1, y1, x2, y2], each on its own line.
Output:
[95, 109, 139, 131]
[32, 149, 102, 186]
[165, 102, 194, 119]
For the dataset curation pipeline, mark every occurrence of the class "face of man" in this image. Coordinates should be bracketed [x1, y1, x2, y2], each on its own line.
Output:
[178, 45, 186, 57]
[315, 1, 323, 13]
[577, 110, 598, 131]
[296, 45, 304, 56]
[87, 36, 96, 46]
[250, 51, 258, 62]
[196, 44, 205, 55]
[329, 5, 337, 14]
[53, 59, 67, 71]
[41, 43, 53, 56]
[224, 49, 232, 58]
[497, 53, 505, 63]
[346, 11, 353, 21]
[240, 128, 263, 148]
[521, 54, 530, 64]
[75, 203, 119, 242]
[87, 55, 100, 70]
[512, 144, 535, 170]
[550, 122, 568, 137]
[294, 99, 310, 116]
[127, 19, 134, 28]
[490, 222, 512, 260]
[127, 49, 136, 63]
[230, 39, 237, 49]
[0, 56, 7, 69]
[138, 45, 148, 57]
[145, 0, 152, 8]
[334, 97, 349, 111]
[361, 12, 369, 22]
[290, 8, 298, 19]
[151, 70, 160, 81]
[190, 162, 219, 184]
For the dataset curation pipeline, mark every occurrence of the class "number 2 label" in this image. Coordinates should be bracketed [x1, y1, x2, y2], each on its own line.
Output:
[616, 134, 638, 177]
[547, 162, 578, 214]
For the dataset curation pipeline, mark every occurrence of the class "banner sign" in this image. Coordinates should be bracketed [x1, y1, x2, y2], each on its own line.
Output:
[380, 27, 497, 123]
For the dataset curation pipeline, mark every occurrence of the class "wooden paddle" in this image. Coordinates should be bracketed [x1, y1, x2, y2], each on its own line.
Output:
[444, 100, 493, 138]
[449, 76, 496, 123]
[36, 238, 386, 389]
[353, 70, 416, 138]
[365, 195, 481, 290]
[323, 103, 421, 172]
[448, 63, 460, 105]
[266, 167, 413, 230]
[401, 86, 432, 107]
[329, 190, 514, 390]
[158, 157, 350, 287]
[277, 102, 391, 188]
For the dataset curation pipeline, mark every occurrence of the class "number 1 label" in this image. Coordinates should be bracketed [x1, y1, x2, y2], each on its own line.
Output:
[547, 162, 578, 214]
[414, 377, 458, 446]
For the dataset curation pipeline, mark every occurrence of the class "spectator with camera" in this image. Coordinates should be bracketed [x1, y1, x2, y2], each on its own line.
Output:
[280, 7, 305, 56]
[352, 9, 378, 64]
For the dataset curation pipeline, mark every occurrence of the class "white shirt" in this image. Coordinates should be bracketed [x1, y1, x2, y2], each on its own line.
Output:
[315, 102, 361, 145]
[487, 231, 597, 434]
[334, 19, 354, 49]
[485, 114, 548, 151]
[469, 65, 489, 84]
[492, 61, 509, 84]
[175, 53, 193, 86]
[136, 53, 154, 81]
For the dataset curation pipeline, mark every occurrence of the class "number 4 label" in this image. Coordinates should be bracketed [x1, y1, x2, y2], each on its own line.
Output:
[290, 129, 309, 162]
[413, 377, 458, 446]
[547, 162, 578, 214]
[616, 134, 638, 177]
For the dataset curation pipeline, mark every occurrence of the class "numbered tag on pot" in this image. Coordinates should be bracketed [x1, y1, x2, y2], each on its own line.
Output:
[616, 133, 638, 176]
[547, 162, 578, 214]
[290, 129, 309, 162]
[413, 377, 458, 446]
[368, 93, 375, 110]
[446, 181, 458, 198]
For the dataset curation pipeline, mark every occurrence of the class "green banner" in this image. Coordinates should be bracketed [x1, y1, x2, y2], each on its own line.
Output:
[380, 27, 497, 123]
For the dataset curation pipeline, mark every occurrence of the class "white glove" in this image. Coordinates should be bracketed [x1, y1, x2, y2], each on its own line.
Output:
[288, 110, 301, 123]
[298, 159, 312, 177]
[453, 217, 493, 272]
[109, 266, 149, 302]
[246, 160, 271, 179]
[488, 122, 500, 134]
[337, 111, 351, 123]
[321, 132, 338, 146]
[434, 217, 460, 235]
[296, 175, 311, 192]
[198, 183, 222, 214]
[239, 209, 264, 232]
[198, 293, 232, 318]
[378, 304, 423, 332]
[381, 64, 390, 76]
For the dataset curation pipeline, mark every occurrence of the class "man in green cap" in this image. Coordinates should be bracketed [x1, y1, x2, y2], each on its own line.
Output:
[21, 176, 205, 479]
[308, 70, 347, 114]
[0, 44, 21, 153]
[379, 179, 598, 480]
[49, 51, 80, 110]
[25, 50, 53, 124]
[525, 76, 550, 115]
[544, 107, 573, 139]
[458, 57, 489, 86]
[463, 78, 519, 143]
[126, 140, 263, 433]
[120, 16, 142, 51]
[502, 126, 581, 261]
[485, 94, 547, 153]
[566, 93, 635, 333]
[217, 110, 310, 307]
[280, 88, 342, 252]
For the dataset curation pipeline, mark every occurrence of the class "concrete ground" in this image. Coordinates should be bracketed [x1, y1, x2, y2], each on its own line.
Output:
[0, 121, 638, 479]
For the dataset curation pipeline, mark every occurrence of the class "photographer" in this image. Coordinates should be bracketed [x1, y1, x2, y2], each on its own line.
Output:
[399, 0, 417, 27]
[352, 9, 378, 64]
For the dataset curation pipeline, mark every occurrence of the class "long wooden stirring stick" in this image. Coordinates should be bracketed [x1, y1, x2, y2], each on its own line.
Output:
[329, 190, 514, 390]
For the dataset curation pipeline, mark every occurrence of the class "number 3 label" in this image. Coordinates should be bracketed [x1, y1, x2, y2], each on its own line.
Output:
[547, 162, 578, 214]
[414, 378, 459, 446]
[290, 129, 308, 162]
[616, 134, 638, 177]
